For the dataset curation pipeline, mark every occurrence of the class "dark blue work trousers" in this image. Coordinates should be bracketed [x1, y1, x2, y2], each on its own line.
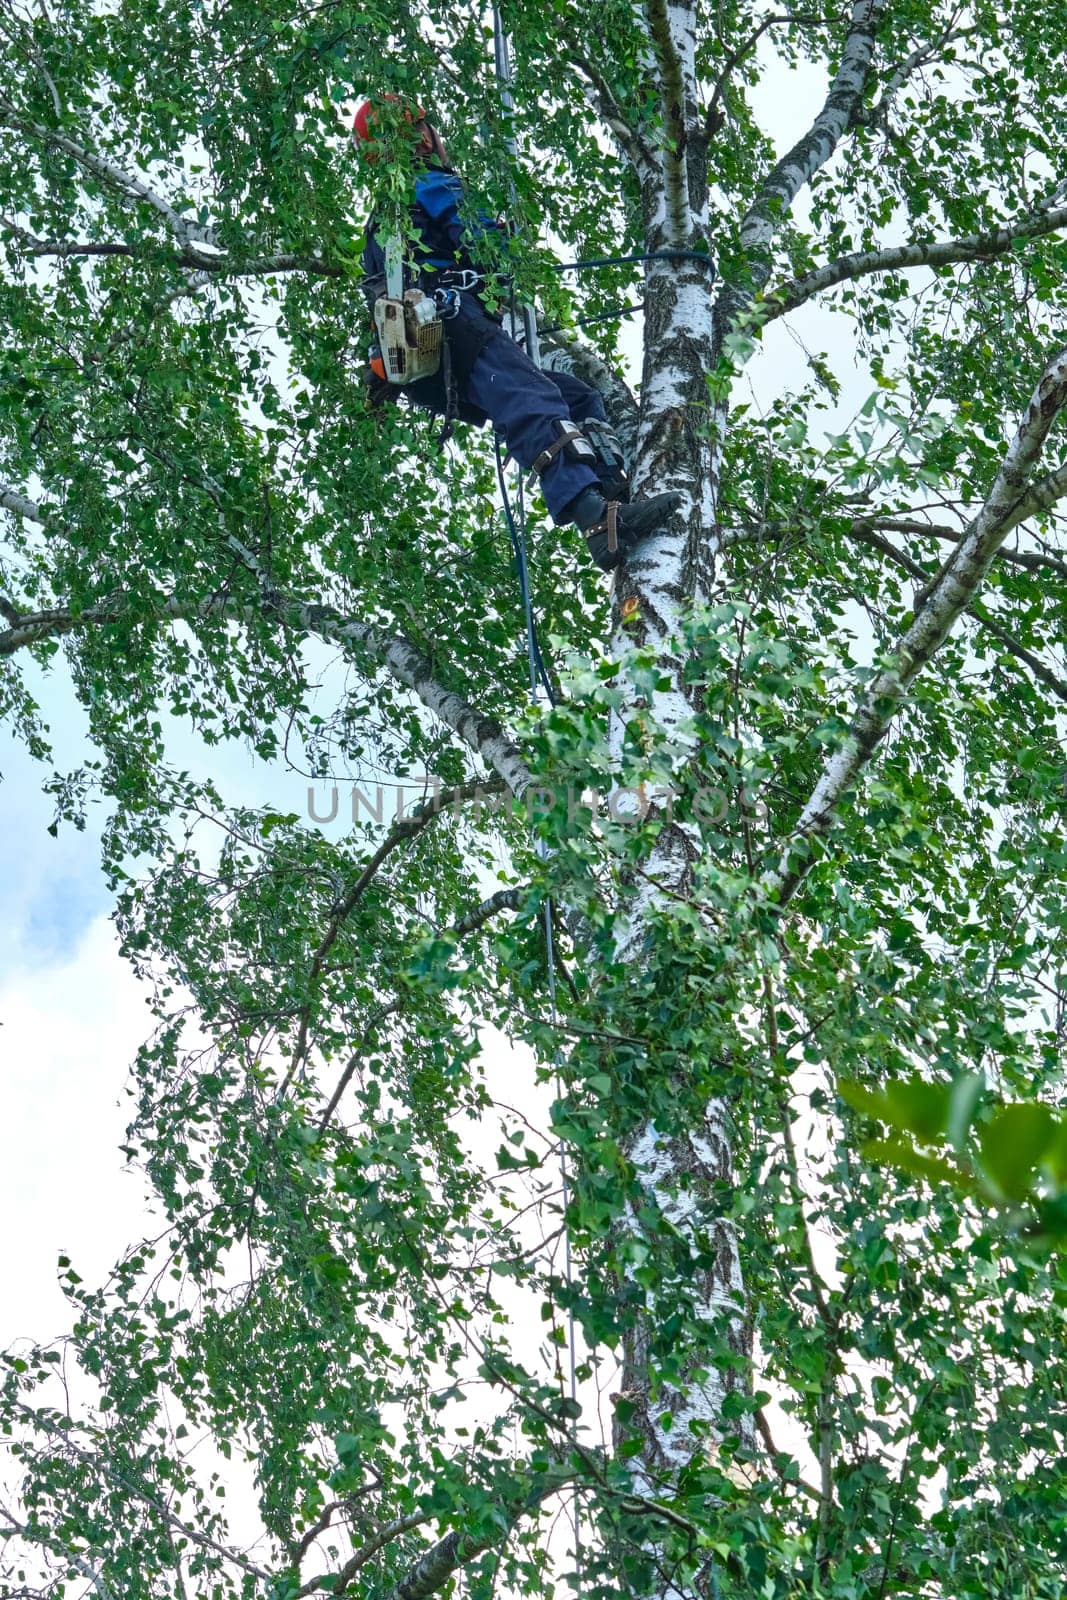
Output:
[402, 294, 603, 522]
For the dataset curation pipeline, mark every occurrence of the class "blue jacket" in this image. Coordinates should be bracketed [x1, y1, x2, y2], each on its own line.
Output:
[362, 164, 504, 285]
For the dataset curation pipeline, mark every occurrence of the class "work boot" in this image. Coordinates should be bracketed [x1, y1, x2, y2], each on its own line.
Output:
[568, 488, 682, 572]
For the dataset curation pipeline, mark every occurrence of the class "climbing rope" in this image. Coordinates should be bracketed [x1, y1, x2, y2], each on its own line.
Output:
[540, 300, 643, 336]
[491, 3, 582, 1574]
[494, 433, 555, 704]
[552, 248, 716, 275]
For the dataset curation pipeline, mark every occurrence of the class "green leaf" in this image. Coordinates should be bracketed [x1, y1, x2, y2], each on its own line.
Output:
[861, 1138, 973, 1193]
[978, 1103, 1056, 1200]
[947, 1072, 984, 1152]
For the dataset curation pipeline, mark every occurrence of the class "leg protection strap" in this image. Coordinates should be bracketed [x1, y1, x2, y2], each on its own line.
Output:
[527, 420, 598, 487]
[579, 417, 627, 476]
[578, 417, 629, 501]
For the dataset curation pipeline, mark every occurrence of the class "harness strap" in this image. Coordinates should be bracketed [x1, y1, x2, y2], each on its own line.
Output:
[429, 267, 485, 291]
[436, 337, 459, 452]
[584, 501, 621, 555]
[529, 424, 586, 482]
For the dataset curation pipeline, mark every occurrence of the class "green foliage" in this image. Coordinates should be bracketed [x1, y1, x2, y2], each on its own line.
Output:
[840, 1073, 1067, 1238]
[2, 1, 1067, 1598]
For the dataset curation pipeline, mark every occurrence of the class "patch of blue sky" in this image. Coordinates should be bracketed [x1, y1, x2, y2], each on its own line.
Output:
[19, 863, 110, 965]
[0, 754, 111, 969]
[1, 660, 111, 971]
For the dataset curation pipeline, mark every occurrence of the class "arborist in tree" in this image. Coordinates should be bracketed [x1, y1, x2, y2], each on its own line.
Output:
[353, 97, 680, 572]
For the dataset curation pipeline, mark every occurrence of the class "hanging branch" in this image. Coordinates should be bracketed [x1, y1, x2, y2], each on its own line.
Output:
[846, 522, 1067, 702]
[285, 784, 509, 1088]
[315, 887, 526, 1126]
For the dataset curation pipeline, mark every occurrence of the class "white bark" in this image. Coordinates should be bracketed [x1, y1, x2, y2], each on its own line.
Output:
[768, 342, 1067, 908]
[0, 483, 54, 525]
[620, 1110, 749, 1478]
[767, 201, 1067, 321]
[596, 3, 756, 1558]
[0, 482, 532, 796]
[737, 0, 885, 272]
[0, 97, 217, 251]
[716, 0, 886, 353]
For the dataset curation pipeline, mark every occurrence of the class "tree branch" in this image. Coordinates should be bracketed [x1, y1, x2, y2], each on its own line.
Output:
[0, 98, 218, 251]
[721, 467, 1067, 577]
[0, 480, 533, 796]
[287, 780, 508, 1084]
[0, 590, 217, 653]
[754, 1410, 823, 1503]
[298, 1511, 429, 1597]
[315, 887, 526, 1125]
[0, 583, 532, 792]
[1009, 459, 1067, 534]
[292, 1497, 348, 1566]
[0, 211, 342, 287]
[316, 1000, 402, 1126]
[450, 886, 524, 939]
[767, 340, 1067, 906]
[5, 230, 342, 283]
[766, 202, 1067, 320]
[302, 608, 533, 797]
[853, 507, 1067, 579]
[8, 1407, 274, 1585]
[24, 238, 140, 259]
[385, 1466, 574, 1600]
[846, 516, 1067, 702]
[0, 483, 58, 527]
[0, 1502, 116, 1600]
[0, 8, 63, 118]
[705, 14, 828, 139]
[734, 0, 886, 290]
[175, 464, 537, 800]
[858, 23, 979, 126]
[568, 51, 652, 171]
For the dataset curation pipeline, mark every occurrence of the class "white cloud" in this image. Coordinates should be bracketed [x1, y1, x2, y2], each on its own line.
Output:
[0, 915, 153, 1348]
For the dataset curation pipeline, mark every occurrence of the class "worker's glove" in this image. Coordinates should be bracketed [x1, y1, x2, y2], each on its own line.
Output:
[366, 365, 401, 410]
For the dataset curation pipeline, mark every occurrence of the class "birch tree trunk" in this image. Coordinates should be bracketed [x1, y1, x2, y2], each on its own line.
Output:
[601, 4, 885, 1570]
[604, 0, 753, 1541]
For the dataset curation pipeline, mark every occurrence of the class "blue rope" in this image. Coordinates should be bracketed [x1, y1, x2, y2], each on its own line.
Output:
[551, 248, 716, 276]
[540, 301, 644, 336]
[493, 431, 556, 706]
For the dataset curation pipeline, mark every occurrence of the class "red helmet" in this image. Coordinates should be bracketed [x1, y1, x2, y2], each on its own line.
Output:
[352, 95, 427, 148]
